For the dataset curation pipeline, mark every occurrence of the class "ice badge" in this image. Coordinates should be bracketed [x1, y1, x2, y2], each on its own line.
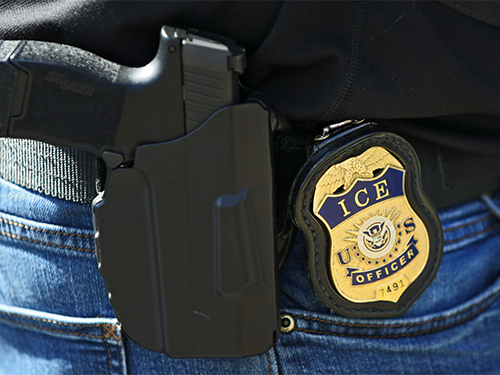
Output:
[315, 147, 427, 304]
[291, 125, 443, 317]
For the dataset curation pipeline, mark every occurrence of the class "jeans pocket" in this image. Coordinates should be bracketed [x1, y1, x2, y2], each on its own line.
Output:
[277, 276, 500, 374]
[277, 196, 500, 374]
[0, 179, 126, 374]
[0, 194, 113, 318]
[0, 303, 125, 375]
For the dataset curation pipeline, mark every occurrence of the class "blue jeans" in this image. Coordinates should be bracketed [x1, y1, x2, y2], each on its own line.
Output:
[0, 177, 499, 374]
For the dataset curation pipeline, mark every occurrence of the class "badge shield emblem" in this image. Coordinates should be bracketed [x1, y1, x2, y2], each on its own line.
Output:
[315, 148, 429, 304]
[291, 124, 443, 317]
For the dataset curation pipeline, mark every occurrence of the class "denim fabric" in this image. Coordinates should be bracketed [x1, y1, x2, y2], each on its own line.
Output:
[0, 177, 499, 374]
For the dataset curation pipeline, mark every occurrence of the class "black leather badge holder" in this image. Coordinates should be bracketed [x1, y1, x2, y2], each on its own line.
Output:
[290, 122, 443, 318]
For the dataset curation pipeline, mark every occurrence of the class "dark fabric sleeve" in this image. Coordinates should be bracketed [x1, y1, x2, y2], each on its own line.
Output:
[0, 1, 499, 152]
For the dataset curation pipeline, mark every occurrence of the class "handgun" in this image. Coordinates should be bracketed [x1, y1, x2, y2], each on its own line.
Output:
[0, 26, 279, 357]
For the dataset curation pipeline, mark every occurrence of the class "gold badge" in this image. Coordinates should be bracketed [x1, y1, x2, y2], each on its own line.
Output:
[291, 123, 443, 317]
[314, 147, 428, 304]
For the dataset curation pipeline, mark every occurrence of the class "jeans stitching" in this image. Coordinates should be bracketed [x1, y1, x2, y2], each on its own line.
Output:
[0, 309, 114, 328]
[289, 291, 495, 328]
[442, 213, 492, 232]
[444, 223, 500, 245]
[0, 229, 94, 252]
[0, 216, 93, 238]
[103, 327, 114, 375]
[267, 352, 273, 375]
[103, 324, 121, 341]
[292, 299, 492, 338]
[0, 314, 122, 340]
[119, 341, 125, 375]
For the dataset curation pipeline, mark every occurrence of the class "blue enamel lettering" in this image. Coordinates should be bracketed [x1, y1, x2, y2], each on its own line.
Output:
[350, 235, 419, 285]
[317, 167, 404, 229]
